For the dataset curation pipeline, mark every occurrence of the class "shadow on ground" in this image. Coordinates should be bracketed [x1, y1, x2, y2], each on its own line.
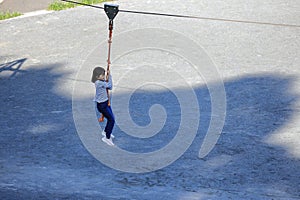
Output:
[0, 58, 299, 199]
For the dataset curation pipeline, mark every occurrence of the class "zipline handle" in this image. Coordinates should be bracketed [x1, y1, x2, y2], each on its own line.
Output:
[104, 4, 119, 21]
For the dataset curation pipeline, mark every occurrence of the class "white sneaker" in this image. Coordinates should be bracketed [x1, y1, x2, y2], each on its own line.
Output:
[102, 137, 115, 146]
[102, 131, 115, 139]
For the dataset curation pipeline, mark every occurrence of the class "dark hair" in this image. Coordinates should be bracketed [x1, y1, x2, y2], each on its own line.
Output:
[91, 67, 105, 83]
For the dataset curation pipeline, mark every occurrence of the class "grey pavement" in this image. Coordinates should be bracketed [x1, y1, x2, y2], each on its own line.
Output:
[0, 0, 53, 13]
[0, 0, 300, 199]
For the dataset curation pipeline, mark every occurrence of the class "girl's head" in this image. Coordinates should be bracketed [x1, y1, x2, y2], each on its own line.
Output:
[91, 66, 105, 83]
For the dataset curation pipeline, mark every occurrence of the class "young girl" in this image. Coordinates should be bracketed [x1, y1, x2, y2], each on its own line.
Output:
[91, 66, 115, 146]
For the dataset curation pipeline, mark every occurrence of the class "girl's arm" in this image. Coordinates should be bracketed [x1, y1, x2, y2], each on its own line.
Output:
[106, 74, 113, 90]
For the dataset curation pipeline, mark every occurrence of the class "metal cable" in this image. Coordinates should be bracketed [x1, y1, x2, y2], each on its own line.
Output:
[61, 0, 300, 28]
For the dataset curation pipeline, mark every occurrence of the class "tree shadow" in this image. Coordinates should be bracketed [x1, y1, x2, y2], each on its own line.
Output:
[0, 59, 299, 199]
[0, 59, 100, 198]
[112, 73, 300, 199]
[0, 58, 27, 79]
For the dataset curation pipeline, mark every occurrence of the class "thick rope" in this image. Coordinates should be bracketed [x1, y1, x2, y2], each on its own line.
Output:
[99, 20, 113, 122]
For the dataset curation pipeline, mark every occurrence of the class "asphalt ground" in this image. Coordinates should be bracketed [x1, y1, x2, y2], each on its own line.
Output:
[1, 0, 300, 199]
[0, 0, 53, 13]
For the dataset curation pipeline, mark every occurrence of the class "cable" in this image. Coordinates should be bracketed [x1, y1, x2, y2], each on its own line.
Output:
[61, 0, 104, 9]
[61, 0, 300, 28]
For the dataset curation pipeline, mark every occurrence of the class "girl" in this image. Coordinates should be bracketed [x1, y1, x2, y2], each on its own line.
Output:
[91, 66, 115, 146]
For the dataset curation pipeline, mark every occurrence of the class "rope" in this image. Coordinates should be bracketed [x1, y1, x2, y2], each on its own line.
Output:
[99, 20, 114, 123]
[61, 0, 300, 28]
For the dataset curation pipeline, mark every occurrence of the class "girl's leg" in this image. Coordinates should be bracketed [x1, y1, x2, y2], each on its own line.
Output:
[97, 101, 115, 139]
[103, 106, 115, 139]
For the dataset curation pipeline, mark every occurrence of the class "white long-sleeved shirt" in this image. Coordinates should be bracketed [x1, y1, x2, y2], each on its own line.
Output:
[93, 74, 113, 103]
